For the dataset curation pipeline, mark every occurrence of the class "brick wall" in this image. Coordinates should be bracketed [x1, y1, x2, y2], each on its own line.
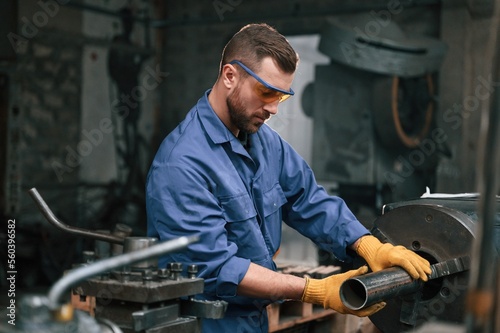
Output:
[13, 31, 82, 222]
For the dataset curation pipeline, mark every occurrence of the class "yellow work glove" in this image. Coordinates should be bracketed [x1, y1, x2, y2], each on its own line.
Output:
[356, 235, 431, 281]
[301, 266, 386, 316]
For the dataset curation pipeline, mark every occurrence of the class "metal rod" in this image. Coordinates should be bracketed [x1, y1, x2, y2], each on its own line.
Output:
[47, 235, 199, 309]
[28, 187, 125, 245]
[340, 257, 471, 310]
[466, 0, 500, 329]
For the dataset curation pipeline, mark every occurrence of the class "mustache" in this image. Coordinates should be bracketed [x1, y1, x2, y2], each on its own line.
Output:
[258, 111, 271, 120]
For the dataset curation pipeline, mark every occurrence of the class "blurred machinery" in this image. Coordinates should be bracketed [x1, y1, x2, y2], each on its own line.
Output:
[0, 188, 227, 333]
[314, 9, 500, 333]
[304, 13, 449, 208]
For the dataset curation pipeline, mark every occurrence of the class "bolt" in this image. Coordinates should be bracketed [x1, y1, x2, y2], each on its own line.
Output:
[142, 269, 153, 285]
[121, 265, 131, 282]
[440, 287, 451, 298]
[170, 262, 183, 280]
[187, 264, 198, 279]
[158, 268, 170, 279]
[82, 251, 95, 263]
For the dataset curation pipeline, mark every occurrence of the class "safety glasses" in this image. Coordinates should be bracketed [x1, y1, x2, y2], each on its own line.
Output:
[229, 60, 294, 103]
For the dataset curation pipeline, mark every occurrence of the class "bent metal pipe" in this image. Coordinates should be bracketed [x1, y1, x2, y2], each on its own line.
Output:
[28, 187, 125, 244]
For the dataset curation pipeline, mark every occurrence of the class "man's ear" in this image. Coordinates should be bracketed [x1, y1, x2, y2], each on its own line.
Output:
[222, 63, 238, 89]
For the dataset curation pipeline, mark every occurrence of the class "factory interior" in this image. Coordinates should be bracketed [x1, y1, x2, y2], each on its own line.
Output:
[1, 0, 500, 332]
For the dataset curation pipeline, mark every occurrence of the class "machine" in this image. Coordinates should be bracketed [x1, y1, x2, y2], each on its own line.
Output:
[341, 195, 500, 332]
[0, 188, 227, 333]
[5, 191, 499, 333]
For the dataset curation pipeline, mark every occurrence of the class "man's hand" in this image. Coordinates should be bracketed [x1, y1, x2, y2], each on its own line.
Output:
[355, 235, 431, 281]
[301, 266, 386, 316]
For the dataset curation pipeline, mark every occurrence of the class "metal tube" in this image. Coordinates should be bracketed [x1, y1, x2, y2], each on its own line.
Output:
[28, 187, 125, 245]
[340, 267, 422, 310]
[466, 1, 500, 329]
[340, 257, 471, 310]
[47, 235, 199, 309]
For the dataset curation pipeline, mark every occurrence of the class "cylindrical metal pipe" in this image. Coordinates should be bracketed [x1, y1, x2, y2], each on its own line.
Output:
[111, 223, 133, 255]
[466, 1, 500, 330]
[340, 257, 470, 311]
[123, 237, 159, 270]
[340, 267, 422, 310]
[28, 188, 125, 244]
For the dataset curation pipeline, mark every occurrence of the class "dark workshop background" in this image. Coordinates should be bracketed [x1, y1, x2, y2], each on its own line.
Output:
[0, 0, 499, 291]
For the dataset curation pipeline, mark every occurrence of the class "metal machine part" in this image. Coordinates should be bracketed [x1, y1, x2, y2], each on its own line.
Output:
[72, 255, 227, 332]
[318, 13, 447, 77]
[0, 294, 115, 333]
[372, 75, 437, 149]
[350, 197, 499, 332]
[49, 236, 198, 309]
[27, 188, 228, 333]
[0, 233, 198, 333]
[28, 187, 128, 245]
[123, 237, 159, 270]
[305, 60, 443, 205]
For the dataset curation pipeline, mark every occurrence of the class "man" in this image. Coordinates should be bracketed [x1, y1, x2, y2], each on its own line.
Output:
[146, 23, 431, 332]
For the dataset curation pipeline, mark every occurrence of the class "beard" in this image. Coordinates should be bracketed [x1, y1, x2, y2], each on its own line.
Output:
[226, 84, 265, 134]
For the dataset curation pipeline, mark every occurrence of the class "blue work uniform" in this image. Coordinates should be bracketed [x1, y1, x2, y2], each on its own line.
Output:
[146, 90, 369, 332]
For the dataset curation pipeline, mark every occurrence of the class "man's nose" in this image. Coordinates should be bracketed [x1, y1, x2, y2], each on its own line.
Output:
[263, 101, 279, 115]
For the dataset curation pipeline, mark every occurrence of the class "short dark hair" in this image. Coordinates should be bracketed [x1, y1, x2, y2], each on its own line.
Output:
[219, 23, 298, 77]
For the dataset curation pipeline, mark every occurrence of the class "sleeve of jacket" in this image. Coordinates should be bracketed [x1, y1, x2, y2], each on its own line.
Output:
[277, 139, 369, 262]
[146, 160, 251, 298]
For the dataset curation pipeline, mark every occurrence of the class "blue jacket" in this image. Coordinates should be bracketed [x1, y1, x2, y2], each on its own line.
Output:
[146, 90, 369, 329]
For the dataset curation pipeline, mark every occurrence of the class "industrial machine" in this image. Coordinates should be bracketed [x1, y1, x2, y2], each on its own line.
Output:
[312, 9, 500, 333]
[305, 13, 449, 207]
[340, 195, 500, 332]
[2, 191, 499, 333]
[0, 188, 227, 333]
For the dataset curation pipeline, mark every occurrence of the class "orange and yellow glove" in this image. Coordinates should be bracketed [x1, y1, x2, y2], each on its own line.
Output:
[301, 266, 386, 316]
[356, 235, 431, 281]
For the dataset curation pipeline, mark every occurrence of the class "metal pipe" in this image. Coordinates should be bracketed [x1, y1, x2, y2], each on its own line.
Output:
[340, 256, 471, 310]
[466, 0, 500, 329]
[28, 187, 125, 245]
[340, 267, 422, 310]
[47, 234, 199, 309]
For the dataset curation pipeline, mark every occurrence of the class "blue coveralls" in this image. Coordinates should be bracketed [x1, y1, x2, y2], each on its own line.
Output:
[146, 90, 369, 332]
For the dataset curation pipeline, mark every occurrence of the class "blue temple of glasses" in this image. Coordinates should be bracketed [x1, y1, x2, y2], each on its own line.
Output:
[229, 60, 295, 96]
